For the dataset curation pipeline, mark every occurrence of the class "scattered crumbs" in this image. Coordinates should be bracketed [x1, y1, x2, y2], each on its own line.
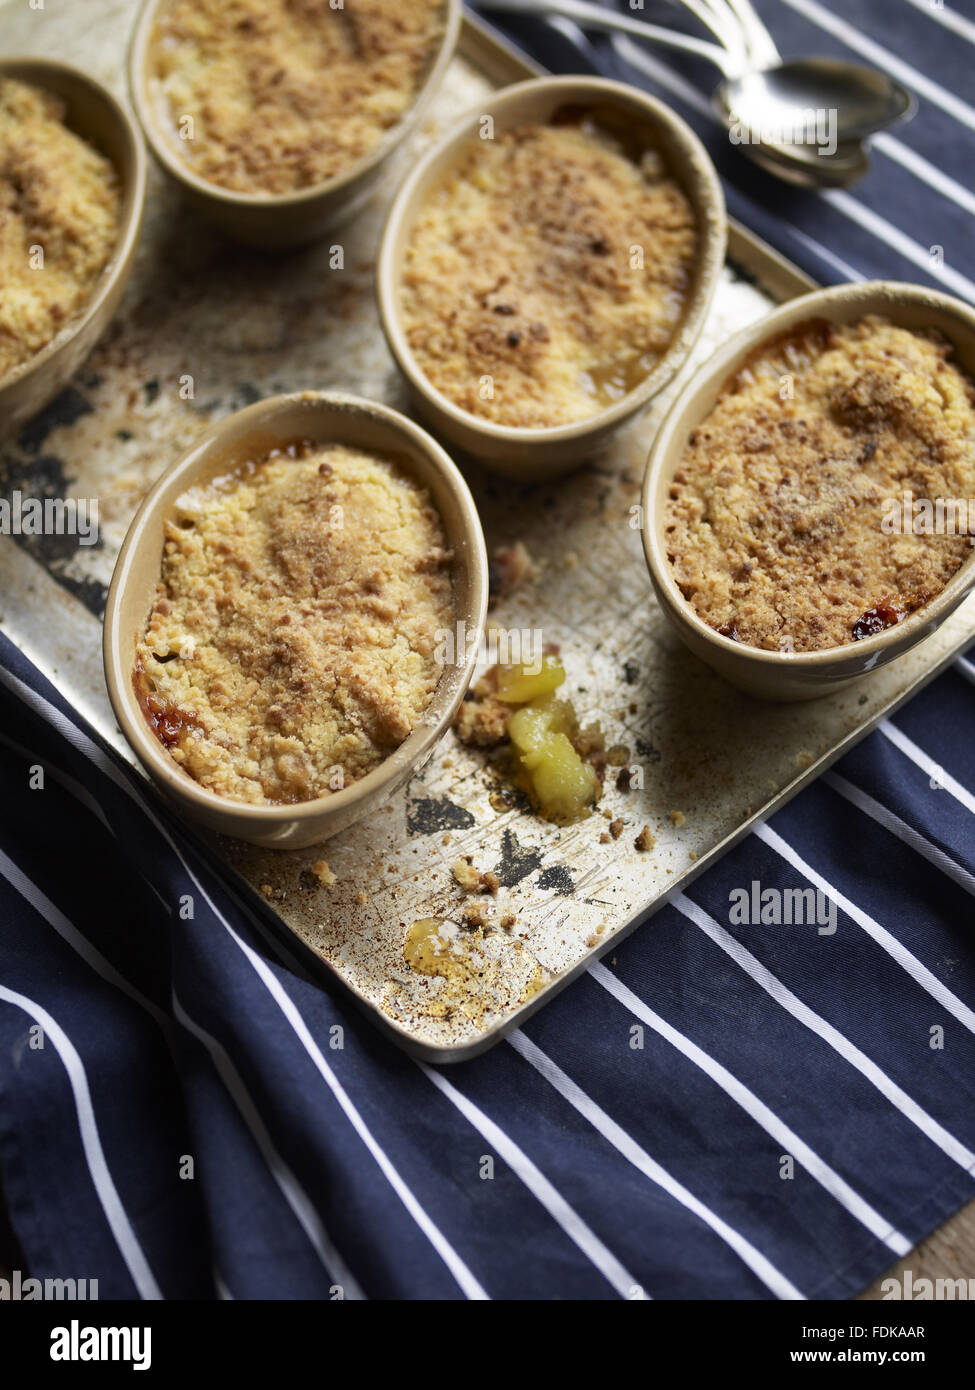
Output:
[634, 825, 655, 852]
[609, 818, 624, 840]
[489, 541, 538, 605]
[311, 859, 336, 887]
[797, 750, 814, 769]
[355, 890, 368, 905]
[616, 767, 633, 791]
[606, 744, 629, 767]
[602, 809, 614, 821]
[500, 912, 517, 930]
[669, 809, 685, 826]
[451, 856, 499, 894]
[442, 833, 451, 845]
[689, 849, 697, 860]
[259, 883, 273, 898]
[463, 898, 492, 928]
[599, 831, 611, 844]
[451, 856, 480, 891]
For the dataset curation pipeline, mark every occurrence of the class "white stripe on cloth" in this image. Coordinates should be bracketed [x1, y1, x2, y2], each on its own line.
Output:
[819, 190, 975, 303]
[872, 134, 975, 219]
[955, 655, 975, 688]
[0, 840, 364, 1298]
[419, 1061, 647, 1299]
[783, 227, 866, 284]
[673, 894, 975, 1174]
[0, 728, 114, 836]
[0, 982, 163, 1299]
[780, 0, 975, 132]
[216, 931, 490, 1300]
[509, 1028, 807, 1297]
[825, 769, 975, 903]
[169, 996, 365, 1299]
[901, 0, 975, 47]
[0, 665, 488, 1301]
[879, 719, 975, 816]
[587, 964, 911, 1256]
[754, 823, 975, 1035]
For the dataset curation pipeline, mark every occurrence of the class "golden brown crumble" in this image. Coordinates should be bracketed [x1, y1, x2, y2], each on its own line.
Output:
[135, 441, 453, 805]
[0, 79, 120, 381]
[401, 115, 697, 428]
[149, 0, 445, 195]
[666, 316, 975, 652]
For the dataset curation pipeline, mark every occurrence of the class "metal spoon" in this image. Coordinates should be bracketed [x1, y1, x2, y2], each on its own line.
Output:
[481, 0, 916, 184]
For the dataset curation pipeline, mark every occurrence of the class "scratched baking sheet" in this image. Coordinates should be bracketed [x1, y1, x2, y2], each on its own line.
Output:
[3, 0, 974, 1061]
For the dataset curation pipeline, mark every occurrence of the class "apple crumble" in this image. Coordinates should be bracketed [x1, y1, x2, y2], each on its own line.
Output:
[0, 78, 120, 381]
[400, 114, 698, 428]
[148, 0, 446, 195]
[135, 441, 453, 805]
[665, 316, 975, 652]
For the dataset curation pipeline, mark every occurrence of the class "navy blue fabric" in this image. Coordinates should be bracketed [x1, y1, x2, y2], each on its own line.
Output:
[2, 0, 975, 1300]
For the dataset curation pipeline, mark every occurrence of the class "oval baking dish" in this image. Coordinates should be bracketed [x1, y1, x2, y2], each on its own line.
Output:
[127, 0, 461, 248]
[377, 74, 726, 480]
[104, 391, 488, 848]
[642, 280, 975, 701]
[0, 58, 146, 433]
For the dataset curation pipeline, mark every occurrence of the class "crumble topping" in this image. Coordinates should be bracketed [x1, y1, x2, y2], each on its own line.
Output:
[148, 0, 446, 195]
[135, 441, 453, 805]
[665, 316, 975, 652]
[0, 79, 120, 381]
[400, 114, 698, 428]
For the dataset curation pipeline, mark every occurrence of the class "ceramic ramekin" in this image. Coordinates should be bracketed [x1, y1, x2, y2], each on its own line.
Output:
[642, 281, 975, 702]
[127, 0, 461, 249]
[104, 392, 488, 848]
[0, 59, 146, 433]
[377, 75, 726, 480]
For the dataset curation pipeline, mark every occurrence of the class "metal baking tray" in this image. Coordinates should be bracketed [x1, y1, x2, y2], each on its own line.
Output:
[3, 0, 974, 1061]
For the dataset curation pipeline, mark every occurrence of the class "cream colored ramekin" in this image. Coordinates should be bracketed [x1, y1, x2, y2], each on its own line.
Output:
[0, 59, 146, 433]
[642, 281, 975, 701]
[104, 391, 488, 848]
[376, 75, 727, 480]
[127, 0, 461, 249]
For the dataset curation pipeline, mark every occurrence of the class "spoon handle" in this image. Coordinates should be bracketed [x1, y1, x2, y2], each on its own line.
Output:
[720, 0, 781, 66]
[657, 0, 750, 63]
[479, 0, 737, 75]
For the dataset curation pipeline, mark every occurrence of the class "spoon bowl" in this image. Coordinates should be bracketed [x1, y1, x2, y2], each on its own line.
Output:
[717, 58, 916, 149]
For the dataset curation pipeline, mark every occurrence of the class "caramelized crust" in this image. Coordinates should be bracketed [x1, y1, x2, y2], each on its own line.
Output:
[0, 79, 119, 380]
[401, 118, 697, 428]
[149, 0, 445, 194]
[665, 316, 975, 652]
[135, 442, 453, 805]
